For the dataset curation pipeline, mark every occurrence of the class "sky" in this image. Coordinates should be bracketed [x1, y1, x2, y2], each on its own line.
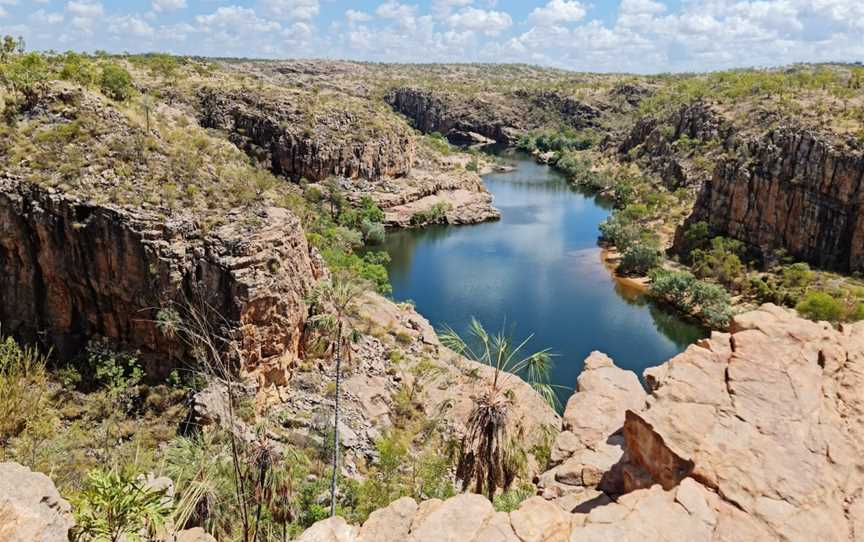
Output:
[2, 0, 863, 73]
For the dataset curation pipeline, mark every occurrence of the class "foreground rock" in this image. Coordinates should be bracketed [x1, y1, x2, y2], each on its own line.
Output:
[0, 462, 74, 542]
[297, 305, 864, 541]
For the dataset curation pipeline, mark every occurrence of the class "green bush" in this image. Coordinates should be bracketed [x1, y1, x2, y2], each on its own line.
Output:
[619, 241, 661, 275]
[59, 52, 99, 87]
[72, 467, 172, 542]
[360, 218, 386, 245]
[410, 202, 450, 226]
[0, 336, 49, 442]
[649, 269, 733, 329]
[99, 63, 134, 101]
[2, 51, 50, 102]
[796, 291, 844, 322]
[691, 237, 746, 289]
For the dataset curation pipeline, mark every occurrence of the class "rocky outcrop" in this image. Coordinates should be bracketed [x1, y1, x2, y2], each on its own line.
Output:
[301, 305, 864, 541]
[0, 462, 74, 542]
[0, 175, 320, 376]
[386, 87, 523, 145]
[684, 126, 864, 271]
[618, 102, 730, 190]
[198, 88, 416, 182]
[385, 87, 602, 146]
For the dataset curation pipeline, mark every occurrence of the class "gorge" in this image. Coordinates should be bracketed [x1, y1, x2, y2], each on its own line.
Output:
[1, 47, 864, 542]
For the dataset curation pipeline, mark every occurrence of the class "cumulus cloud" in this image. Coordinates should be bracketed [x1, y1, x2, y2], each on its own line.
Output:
[345, 9, 372, 25]
[528, 0, 586, 26]
[65, 1, 103, 18]
[109, 15, 154, 37]
[447, 7, 512, 35]
[152, 0, 186, 13]
[196, 6, 280, 32]
[29, 9, 64, 24]
[259, 0, 319, 20]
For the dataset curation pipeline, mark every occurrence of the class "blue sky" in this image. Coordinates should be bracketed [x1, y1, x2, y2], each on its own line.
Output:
[2, 0, 863, 72]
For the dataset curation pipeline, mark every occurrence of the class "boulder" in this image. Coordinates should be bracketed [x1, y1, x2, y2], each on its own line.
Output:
[298, 516, 359, 542]
[0, 462, 74, 542]
[407, 493, 495, 542]
[175, 527, 217, 542]
[359, 497, 417, 542]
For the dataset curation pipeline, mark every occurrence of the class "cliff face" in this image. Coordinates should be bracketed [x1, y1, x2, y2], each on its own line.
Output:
[0, 175, 320, 377]
[301, 305, 864, 541]
[198, 88, 416, 182]
[385, 87, 602, 145]
[687, 128, 864, 271]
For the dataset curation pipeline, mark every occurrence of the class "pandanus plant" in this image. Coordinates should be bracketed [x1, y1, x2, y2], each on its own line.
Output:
[440, 318, 558, 501]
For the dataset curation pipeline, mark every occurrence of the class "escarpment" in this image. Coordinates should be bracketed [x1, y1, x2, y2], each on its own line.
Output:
[686, 127, 864, 271]
[619, 101, 864, 272]
[198, 87, 417, 182]
[299, 305, 864, 541]
[385, 87, 602, 145]
[0, 175, 320, 376]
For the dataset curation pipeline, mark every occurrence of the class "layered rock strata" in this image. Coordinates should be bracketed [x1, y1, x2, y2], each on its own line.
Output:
[198, 88, 416, 182]
[297, 305, 864, 541]
[686, 127, 864, 271]
[0, 175, 320, 376]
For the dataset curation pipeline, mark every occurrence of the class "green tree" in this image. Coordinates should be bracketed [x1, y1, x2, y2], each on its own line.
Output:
[440, 319, 557, 500]
[99, 63, 134, 101]
[2, 52, 50, 105]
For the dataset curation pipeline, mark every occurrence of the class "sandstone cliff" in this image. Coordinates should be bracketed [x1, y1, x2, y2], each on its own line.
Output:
[619, 101, 864, 272]
[686, 127, 864, 272]
[385, 87, 602, 145]
[198, 87, 417, 182]
[0, 175, 320, 377]
[297, 305, 864, 541]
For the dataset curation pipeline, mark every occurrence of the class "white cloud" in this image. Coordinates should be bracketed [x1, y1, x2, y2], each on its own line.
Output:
[447, 7, 512, 35]
[260, 0, 319, 20]
[29, 9, 64, 25]
[109, 15, 154, 37]
[0, 7, 7, 18]
[345, 9, 372, 25]
[152, 0, 187, 13]
[196, 6, 280, 32]
[66, 1, 103, 17]
[529, 0, 586, 26]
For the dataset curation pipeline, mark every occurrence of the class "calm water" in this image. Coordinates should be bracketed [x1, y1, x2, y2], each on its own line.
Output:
[379, 149, 705, 406]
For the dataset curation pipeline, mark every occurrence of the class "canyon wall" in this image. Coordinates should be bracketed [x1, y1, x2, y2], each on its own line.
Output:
[620, 102, 864, 272]
[198, 88, 416, 182]
[687, 128, 864, 271]
[385, 87, 602, 145]
[0, 175, 320, 376]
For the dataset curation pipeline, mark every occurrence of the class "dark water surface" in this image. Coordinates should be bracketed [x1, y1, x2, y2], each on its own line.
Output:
[379, 149, 706, 406]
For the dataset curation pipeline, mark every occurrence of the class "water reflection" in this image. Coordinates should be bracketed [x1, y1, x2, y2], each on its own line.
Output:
[378, 150, 706, 407]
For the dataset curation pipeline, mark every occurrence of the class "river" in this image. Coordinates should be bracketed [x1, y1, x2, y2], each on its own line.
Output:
[378, 149, 706, 406]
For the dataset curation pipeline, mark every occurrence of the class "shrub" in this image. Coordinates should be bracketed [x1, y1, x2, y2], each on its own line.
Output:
[59, 52, 99, 87]
[360, 218, 386, 245]
[691, 237, 746, 289]
[650, 269, 696, 312]
[410, 202, 450, 226]
[796, 291, 844, 322]
[99, 63, 134, 101]
[2, 51, 50, 103]
[649, 269, 732, 329]
[690, 281, 733, 329]
[0, 336, 49, 443]
[619, 241, 660, 275]
[72, 468, 173, 542]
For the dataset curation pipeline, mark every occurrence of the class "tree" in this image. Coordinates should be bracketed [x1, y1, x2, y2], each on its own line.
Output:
[99, 62, 134, 101]
[307, 272, 366, 517]
[2, 52, 49, 106]
[440, 319, 557, 500]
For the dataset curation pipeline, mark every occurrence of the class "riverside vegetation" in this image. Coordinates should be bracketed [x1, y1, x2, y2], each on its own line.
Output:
[3, 36, 864, 541]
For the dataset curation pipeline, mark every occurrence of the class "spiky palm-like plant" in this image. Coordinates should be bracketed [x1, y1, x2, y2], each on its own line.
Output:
[306, 272, 366, 517]
[440, 318, 557, 501]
